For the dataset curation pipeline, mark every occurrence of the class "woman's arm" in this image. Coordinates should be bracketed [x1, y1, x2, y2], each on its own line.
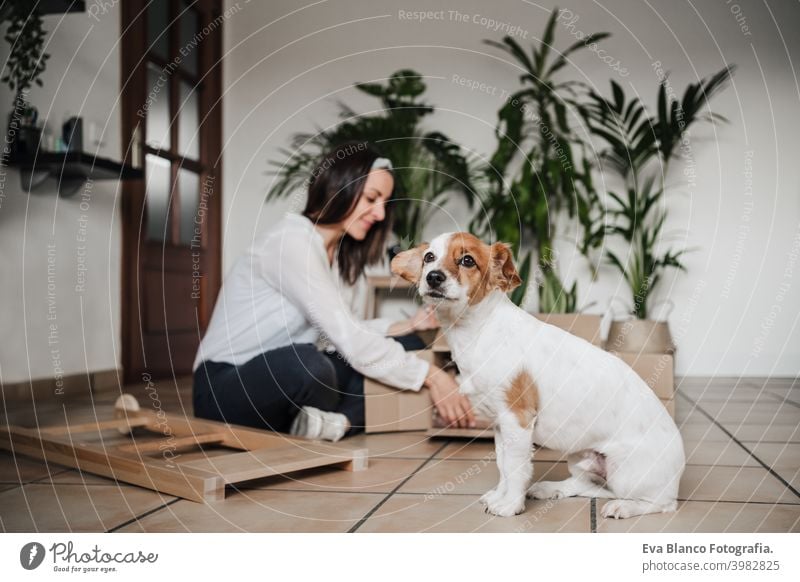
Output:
[386, 306, 439, 337]
[258, 228, 430, 391]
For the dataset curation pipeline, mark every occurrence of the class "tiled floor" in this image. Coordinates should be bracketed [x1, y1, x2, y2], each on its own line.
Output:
[0, 376, 798, 532]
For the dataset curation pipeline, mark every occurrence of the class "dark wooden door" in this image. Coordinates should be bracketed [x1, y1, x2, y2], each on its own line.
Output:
[120, 0, 223, 383]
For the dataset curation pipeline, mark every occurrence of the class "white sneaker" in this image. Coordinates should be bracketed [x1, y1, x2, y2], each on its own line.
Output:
[289, 406, 349, 442]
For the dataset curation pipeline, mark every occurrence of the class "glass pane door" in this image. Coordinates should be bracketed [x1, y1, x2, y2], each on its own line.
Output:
[144, 0, 204, 247]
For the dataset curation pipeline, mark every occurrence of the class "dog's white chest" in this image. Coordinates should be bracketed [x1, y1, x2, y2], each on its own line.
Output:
[447, 332, 509, 418]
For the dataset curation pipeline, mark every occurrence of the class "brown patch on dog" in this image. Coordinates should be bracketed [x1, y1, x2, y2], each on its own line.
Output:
[443, 233, 521, 305]
[444, 232, 490, 303]
[390, 243, 429, 284]
[505, 370, 539, 428]
[490, 243, 522, 293]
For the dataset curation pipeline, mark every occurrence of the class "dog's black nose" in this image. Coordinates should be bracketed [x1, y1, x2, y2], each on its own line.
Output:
[426, 270, 446, 288]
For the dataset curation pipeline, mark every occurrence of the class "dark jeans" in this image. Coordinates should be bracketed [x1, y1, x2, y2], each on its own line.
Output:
[193, 334, 425, 436]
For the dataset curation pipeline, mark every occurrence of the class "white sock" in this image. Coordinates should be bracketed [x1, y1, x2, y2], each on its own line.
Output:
[289, 406, 349, 442]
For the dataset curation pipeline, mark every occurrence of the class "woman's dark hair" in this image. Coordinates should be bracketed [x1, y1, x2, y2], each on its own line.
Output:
[303, 141, 395, 285]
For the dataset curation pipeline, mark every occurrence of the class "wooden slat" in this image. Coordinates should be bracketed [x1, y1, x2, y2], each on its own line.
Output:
[0, 425, 224, 503]
[39, 416, 150, 435]
[181, 443, 369, 484]
[426, 427, 494, 439]
[1, 407, 370, 502]
[115, 432, 225, 454]
[137, 410, 306, 450]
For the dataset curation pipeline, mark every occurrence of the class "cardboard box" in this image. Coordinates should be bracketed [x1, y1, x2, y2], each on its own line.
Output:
[534, 313, 604, 347]
[364, 350, 437, 433]
[610, 351, 675, 400]
[661, 398, 675, 417]
[364, 349, 494, 435]
[365, 320, 675, 433]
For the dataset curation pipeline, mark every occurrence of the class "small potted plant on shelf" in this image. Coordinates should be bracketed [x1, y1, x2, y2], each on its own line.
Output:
[471, 10, 609, 344]
[1, 0, 50, 161]
[586, 67, 734, 353]
[267, 70, 481, 256]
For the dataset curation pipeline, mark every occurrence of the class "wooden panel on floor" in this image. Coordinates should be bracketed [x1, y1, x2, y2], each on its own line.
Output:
[0, 393, 369, 503]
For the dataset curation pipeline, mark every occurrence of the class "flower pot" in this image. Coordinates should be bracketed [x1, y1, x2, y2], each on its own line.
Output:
[606, 319, 675, 354]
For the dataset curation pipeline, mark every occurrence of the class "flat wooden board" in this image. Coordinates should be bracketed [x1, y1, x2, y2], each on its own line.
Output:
[0, 395, 370, 502]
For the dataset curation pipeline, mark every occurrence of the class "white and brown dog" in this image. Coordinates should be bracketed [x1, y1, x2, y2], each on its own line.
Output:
[391, 232, 684, 518]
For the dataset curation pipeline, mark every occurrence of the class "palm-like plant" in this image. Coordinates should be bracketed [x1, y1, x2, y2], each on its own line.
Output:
[1, 0, 50, 100]
[267, 70, 480, 247]
[472, 10, 609, 311]
[587, 67, 734, 318]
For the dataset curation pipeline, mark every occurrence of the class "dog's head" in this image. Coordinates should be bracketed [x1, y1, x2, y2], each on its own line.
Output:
[390, 232, 521, 309]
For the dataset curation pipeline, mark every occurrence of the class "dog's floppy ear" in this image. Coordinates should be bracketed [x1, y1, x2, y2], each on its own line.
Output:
[490, 242, 521, 292]
[390, 243, 429, 284]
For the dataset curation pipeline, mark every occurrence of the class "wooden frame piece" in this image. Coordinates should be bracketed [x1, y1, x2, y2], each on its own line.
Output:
[0, 395, 368, 503]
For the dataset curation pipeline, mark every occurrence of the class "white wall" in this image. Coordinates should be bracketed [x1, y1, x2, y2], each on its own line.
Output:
[0, 7, 122, 384]
[1, 1, 796, 384]
[221, 0, 800, 376]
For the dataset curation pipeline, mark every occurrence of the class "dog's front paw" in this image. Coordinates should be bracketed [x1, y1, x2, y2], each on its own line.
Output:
[601, 499, 635, 519]
[479, 487, 502, 506]
[485, 495, 526, 517]
[527, 481, 566, 500]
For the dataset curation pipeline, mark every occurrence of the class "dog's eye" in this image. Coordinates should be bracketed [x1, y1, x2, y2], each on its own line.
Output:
[423, 252, 435, 264]
[460, 255, 476, 268]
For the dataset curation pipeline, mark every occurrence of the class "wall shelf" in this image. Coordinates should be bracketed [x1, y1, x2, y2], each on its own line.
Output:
[39, 1, 86, 15]
[9, 152, 144, 197]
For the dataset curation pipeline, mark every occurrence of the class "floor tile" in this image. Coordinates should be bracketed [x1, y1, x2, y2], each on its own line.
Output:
[674, 409, 710, 424]
[679, 466, 799, 503]
[678, 420, 731, 442]
[245, 457, 423, 494]
[683, 439, 760, 467]
[0, 483, 173, 532]
[345, 431, 445, 458]
[435, 440, 497, 460]
[728, 423, 800, 443]
[397, 459, 569, 495]
[0, 451, 69, 484]
[675, 402, 706, 423]
[747, 443, 800, 490]
[764, 393, 800, 406]
[116, 490, 380, 532]
[747, 378, 798, 391]
[598, 500, 800, 533]
[690, 393, 776, 404]
[678, 380, 752, 396]
[748, 442, 800, 469]
[357, 494, 590, 533]
[435, 441, 567, 462]
[698, 401, 799, 425]
[33, 470, 124, 486]
[4, 374, 799, 533]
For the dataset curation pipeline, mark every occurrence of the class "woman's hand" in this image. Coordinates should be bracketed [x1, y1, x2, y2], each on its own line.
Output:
[408, 305, 439, 331]
[424, 364, 476, 428]
[387, 305, 440, 336]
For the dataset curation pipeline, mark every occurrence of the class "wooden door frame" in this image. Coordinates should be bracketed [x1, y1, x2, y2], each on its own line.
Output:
[120, 0, 223, 384]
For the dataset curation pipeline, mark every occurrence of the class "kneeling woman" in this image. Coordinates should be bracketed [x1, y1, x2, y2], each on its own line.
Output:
[193, 143, 474, 441]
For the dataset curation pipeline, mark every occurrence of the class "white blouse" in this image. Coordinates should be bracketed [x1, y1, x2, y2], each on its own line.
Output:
[193, 213, 430, 391]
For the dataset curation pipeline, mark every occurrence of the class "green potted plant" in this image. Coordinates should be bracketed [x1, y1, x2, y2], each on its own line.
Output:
[1, 0, 50, 160]
[267, 70, 480, 253]
[587, 67, 734, 353]
[472, 10, 608, 328]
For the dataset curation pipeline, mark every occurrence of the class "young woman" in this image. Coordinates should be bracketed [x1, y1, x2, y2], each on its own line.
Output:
[193, 142, 474, 441]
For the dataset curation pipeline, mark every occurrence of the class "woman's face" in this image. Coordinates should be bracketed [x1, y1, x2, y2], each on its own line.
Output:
[341, 169, 393, 241]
